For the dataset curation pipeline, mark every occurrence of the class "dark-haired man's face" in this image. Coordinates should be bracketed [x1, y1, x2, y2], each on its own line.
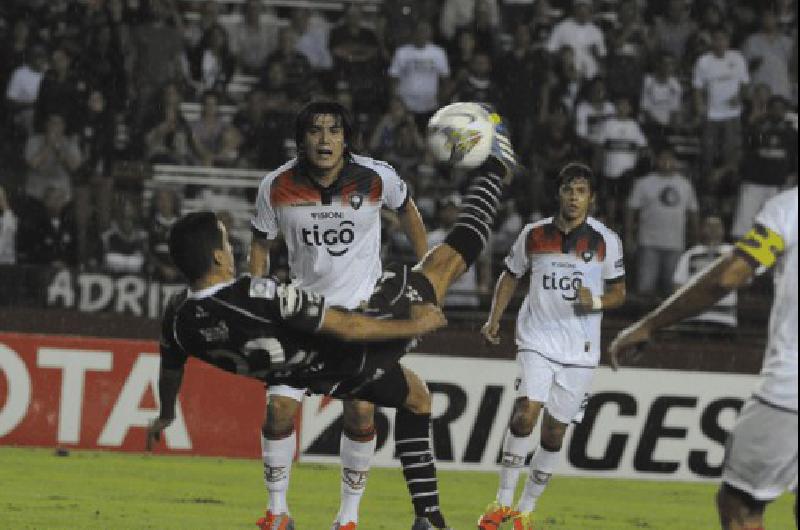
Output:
[304, 113, 346, 174]
[558, 177, 592, 222]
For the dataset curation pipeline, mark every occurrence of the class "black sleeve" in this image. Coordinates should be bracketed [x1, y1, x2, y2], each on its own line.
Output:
[160, 292, 189, 371]
[247, 277, 327, 333]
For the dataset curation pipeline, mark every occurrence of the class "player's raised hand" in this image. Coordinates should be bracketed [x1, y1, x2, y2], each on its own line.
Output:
[607, 322, 651, 370]
[480, 320, 501, 345]
[574, 286, 595, 313]
[409, 303, 447, 334]
[145, 417, 173, 451]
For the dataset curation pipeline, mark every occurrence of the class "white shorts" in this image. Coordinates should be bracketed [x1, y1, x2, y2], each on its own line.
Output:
[268, 384, 307, 402]
[731, 182, 781, 239]
[722, 398, 798, 501]
[516, 349, 595, 425]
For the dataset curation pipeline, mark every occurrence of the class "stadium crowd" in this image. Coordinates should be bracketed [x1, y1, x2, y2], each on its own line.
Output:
[0, 0, 796, 308]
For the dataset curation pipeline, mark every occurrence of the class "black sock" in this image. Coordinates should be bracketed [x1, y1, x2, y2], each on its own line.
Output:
[395, 409, 447, 528]
[444, 168, 504, 267]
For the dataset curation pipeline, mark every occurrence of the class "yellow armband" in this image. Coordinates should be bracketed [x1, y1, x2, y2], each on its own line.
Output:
[735, 224, 785, 268]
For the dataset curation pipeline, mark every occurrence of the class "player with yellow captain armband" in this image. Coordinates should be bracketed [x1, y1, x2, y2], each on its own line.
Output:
[609, 187, 797, 530]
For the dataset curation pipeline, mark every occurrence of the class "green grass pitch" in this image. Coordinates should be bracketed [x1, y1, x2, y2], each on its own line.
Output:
[0, 447, 794, 529]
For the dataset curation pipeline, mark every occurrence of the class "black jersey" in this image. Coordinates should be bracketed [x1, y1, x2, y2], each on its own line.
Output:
[160, 265, 436, 402]
[160, 276, 367, 386]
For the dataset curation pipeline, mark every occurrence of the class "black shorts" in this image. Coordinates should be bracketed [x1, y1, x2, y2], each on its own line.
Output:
[270, 264, 437, 408]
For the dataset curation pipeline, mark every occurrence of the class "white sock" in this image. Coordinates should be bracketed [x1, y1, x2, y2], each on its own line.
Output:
[497, 430, 534, 507]
[261, 430, 296, 515]
[516, 445, 560, 513]
[336, 433, 376, 523]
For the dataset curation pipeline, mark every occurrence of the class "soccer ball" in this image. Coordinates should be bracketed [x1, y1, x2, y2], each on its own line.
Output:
[427, 102, 495, 169]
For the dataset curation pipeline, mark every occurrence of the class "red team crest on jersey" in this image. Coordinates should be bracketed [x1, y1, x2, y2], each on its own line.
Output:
[349, 193, 363, 210]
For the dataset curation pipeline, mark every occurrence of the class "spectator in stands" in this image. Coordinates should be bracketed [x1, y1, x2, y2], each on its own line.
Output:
[190, 90, 226, 166]
[143, 82, 195, 165]
[672, 215, 738, 328]
[652, 0, 696, 64]
[329, 3, 385, 115]
[575, 76, 615, 148]
[101, 194, 148, 275]
[232, 0, 279, 75]
[234, 85, 293, 170]
[147, 186, 180, 282]
[131, 0, 184, 123]
[389, 21, 450, 130]
[0, 19, 33, 104]
[35, 45, 88, 134]
[447, 29, 479, 85]
[183, 0, 222, 49]
[496, 23, 548, 146]
[775, 0, 797, 34]
[81, 18, 132, 112]
[24, 113, 82, 201]
[17, 186, 81, 268]
[450, 50, 498, 107]
[0, 185, 17, 265]
[531, 104, 580, 186]
[732, 95, 797, 239]
[217, 209, 247, 270]
[546, 0, 606, 80]
[594, 94, 648, 226]
[605, 0, 651, 104]
[539, 47, 582, 121]
[692, 28, 749, 202]
[368, 96, 418, 158]
[291, 7, 332, 72]
[380, 109, 426, 178]
[744, 82, 772, 126]
[187, 24, 235, 96]
[742, 10, 794, 101]
[214, 125, 244, 168]
[5, 44, 48, 138]
[625, 147, 699, 296]
[439, 0, 500, 43]
[640, 52, 682, 144]
[264, 27, 315, 102]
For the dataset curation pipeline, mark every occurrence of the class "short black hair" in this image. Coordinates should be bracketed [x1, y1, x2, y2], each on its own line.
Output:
[168, 211, 224, 283]
[294, 99, 354, 161]
[556, 162, 596, 194]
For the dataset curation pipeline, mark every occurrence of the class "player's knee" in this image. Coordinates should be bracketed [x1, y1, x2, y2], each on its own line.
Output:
[343, 400, 376, 439]
[717, 483, 767, 523]
[540, 416, 568, 450]
[264, 395, 301, 437]
[402, 368, 431, 415]
[509, 398, 539, 436]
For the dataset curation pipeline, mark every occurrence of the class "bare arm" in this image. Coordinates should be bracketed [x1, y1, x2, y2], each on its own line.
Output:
[609, 253, 755, 367]
[481, 270, 520, 344]
[146, 366, 184, 450]
[576, 279, 626, 312]
[248, 235, 274, 277]
[319, 304, 446, 342]
[399, 197, 428, 260]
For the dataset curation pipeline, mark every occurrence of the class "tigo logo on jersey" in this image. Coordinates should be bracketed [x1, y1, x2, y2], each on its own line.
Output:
[542, 271, 583, 301]
[301, 220, 355, 256]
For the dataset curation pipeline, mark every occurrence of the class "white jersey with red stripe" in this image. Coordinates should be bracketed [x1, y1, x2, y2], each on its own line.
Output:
[251, 154, 409, 309]
[505, 216, 625, 367]
[735, 187, 798, 412]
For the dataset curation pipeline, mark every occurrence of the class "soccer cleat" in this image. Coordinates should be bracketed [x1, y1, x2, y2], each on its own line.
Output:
[511, 511, 535, 530]
[331, 522, 357, 530]
[256, 511, 295, 530]
[411, 517, 453, 530]
[477, 501, 520, 529]
[481, 105, 520, 185]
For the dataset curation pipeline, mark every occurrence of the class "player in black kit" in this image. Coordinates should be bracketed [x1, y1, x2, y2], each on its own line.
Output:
[148, 110, 518, 530]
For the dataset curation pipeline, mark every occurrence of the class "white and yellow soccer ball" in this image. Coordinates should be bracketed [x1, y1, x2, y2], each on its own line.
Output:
[427, 102, 497, 169]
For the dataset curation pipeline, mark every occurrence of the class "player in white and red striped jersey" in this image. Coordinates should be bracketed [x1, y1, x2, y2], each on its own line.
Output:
[248, 100, 429, 530]
[478, 163, 626, 530]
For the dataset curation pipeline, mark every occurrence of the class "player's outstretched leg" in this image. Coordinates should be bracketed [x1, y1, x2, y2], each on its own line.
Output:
[417, 115, 519, 305]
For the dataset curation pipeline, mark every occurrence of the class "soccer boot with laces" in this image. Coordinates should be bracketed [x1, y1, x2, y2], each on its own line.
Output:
[480, 105, 520, 185]
[256, 511, 295, 530]
[331, 522, 357, 530]
[411, 516, 454, 530]
[511, 511, 535, 530]
[477, 501, 520, 529]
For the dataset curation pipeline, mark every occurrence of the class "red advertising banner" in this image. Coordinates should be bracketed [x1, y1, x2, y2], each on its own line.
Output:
[0, 332, 266, 458]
